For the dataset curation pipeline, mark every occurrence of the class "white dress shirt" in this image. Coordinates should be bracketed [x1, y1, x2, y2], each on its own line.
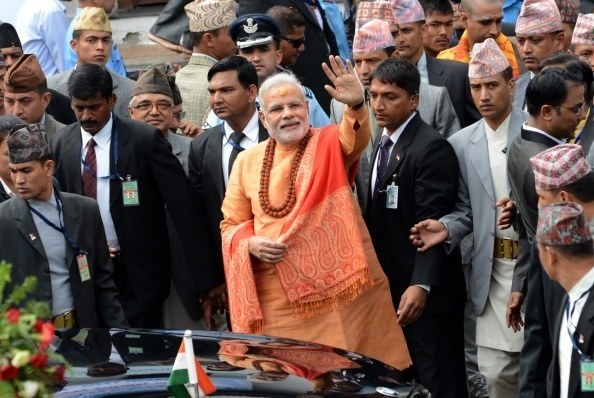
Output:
[81, 116, 119, 249]
[222, 110, 260, 186]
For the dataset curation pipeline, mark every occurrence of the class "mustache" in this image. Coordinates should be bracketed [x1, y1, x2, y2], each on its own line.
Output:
[80, 119, 98, 126]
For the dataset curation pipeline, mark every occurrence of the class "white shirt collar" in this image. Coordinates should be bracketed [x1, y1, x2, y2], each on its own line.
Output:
[81, 115, 114, 150]
[484, 112, 513, 135]
[382, 111, 417, 144]
[569, 266, 594, 304]
[223, 110, 260, 145]
[522, 122, 565, 145]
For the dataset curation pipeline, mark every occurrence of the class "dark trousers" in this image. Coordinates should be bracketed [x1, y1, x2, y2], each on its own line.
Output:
[402, 308, 469, 398]
[113, 256, 164, 329]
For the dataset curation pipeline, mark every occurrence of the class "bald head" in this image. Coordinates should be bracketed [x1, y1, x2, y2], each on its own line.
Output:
[460, 0, 502, 16]
[460, 0, 503, 47]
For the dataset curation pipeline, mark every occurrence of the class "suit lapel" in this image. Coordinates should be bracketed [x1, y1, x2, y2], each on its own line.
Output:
[513, 74, 530, 109]
[206, 125, 225, 201]
[507, 109, 525, 148]
[468, 120, 495, 202]
[110, 116, 128, 211]
[14, 198, 47, 260]
[378, 114, 421, 190]
[59, 192, 80, 267]
[426, 56, 446, 86]
[63, 125, 84, 194]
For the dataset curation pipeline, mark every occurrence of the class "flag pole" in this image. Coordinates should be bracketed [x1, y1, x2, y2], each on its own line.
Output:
[183, 330, 200, 398]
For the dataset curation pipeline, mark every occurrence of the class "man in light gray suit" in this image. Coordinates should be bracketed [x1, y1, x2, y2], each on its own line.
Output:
[329, 20, 459, 210]
[47, 7, 134, 120]
[410, 39, 527, 397]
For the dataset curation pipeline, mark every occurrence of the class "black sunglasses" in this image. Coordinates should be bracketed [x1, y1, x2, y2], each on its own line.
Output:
[280, 36, 306, 49]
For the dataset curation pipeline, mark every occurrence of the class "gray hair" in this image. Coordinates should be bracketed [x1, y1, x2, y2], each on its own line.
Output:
[0, 115, 24, 144]
[258, 72, 306, 110]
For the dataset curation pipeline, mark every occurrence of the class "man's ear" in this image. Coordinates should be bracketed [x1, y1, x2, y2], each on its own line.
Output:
[42, 91, 52, 109]
[247, 84, 258, 103]
[460, 12, 469, 30]
[258, 110, 268, 129]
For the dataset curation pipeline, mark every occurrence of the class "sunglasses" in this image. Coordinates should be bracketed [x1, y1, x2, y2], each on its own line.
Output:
[280, 36, 306, 49]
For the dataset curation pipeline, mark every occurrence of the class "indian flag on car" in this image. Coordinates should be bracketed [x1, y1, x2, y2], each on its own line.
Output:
[167, 330, 216, 398]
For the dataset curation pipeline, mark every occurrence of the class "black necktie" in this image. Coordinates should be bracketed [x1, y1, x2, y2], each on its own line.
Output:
[374, 135, 393, 198]
[82, 138, 97, 199]
[228, 131, 245, 176]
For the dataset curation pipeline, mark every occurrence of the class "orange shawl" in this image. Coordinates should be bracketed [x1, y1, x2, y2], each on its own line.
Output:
[221, 128, 371, 334]
[438, 31, 520, 78]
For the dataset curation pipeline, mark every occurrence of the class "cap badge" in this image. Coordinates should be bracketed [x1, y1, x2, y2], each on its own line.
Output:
[243, 18, 258, 34]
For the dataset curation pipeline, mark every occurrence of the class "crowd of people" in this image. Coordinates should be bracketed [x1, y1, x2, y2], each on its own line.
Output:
[4, 0, 594, 396]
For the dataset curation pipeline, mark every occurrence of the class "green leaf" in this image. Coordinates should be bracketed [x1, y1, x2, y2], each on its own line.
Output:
[0, 261, 13, 306]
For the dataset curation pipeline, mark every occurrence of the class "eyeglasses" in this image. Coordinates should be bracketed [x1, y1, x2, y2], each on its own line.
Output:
[130, 100, 173, 112]
[555, 102, 586, 115]
[280, 36, 306, 49]
[174, 110, 186, 121]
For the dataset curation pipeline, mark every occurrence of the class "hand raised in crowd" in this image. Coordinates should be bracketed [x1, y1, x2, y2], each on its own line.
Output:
[397, 285, 428, 327]
[409, 219, 449, 252]
[496, 197, 517, 230]
[178, 120, 201, 138]
[321, 55, 364, 107]
[200, 283, 228, 331]
[506, 292, 525, 333]
[248, 236, 288, 263]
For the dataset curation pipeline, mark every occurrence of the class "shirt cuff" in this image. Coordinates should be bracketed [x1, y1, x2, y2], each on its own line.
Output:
[416, 284, 431, 293]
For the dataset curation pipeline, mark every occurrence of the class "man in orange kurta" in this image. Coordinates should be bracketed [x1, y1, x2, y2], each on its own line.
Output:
[220, 56, 411, 370]
[437, 0, 520, 78]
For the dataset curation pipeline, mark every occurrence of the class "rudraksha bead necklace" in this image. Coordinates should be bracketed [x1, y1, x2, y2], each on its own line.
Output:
[259, 132, 312, 218]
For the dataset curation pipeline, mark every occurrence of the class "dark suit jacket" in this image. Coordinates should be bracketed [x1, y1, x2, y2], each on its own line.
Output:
[0, 191, 127, 328]
[188, 121, 269, 286]
[0, 183, 11, 203]
[47, 88, 77, 125]
[238, 0, 338, 112]
[426, 55, 480, 128]
[549, 285, 594, 398]
[363, 113, 466, 316]
[508, 127, 559, 291]
[508, 128, 559, 239]
[519, 240, 566, 398]
[50, 116, 215, 310]
[510, 128, 559, 398]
